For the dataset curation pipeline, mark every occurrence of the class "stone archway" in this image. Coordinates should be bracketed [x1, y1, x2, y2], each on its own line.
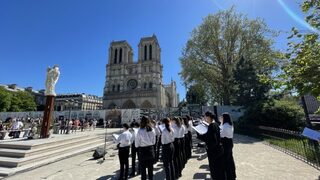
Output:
[122, 99, 136, 109]
[141, 100, 153, 108]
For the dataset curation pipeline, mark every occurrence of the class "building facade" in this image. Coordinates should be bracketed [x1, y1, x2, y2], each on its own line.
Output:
[54, 94, 103, 111]
[103, 35, 179, 109]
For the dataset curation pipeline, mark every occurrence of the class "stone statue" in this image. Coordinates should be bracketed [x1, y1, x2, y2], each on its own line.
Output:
[45, 65, 60, 96]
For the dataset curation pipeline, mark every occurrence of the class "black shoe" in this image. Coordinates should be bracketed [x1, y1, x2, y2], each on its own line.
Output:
[129, 173, 135, 177]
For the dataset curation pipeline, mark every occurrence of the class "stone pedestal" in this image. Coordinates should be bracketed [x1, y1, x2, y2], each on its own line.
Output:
[41, 95, 55, 138]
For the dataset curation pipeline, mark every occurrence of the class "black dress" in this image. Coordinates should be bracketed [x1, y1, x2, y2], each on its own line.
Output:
[198, 122, 225, 180]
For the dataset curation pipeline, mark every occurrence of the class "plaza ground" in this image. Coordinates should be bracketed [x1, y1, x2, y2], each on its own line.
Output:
[6, 133, 319, 180]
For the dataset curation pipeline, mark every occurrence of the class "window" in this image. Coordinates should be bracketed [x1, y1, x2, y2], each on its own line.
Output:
[149, 44, 152, 60]
[119, 48, 122, 63]
[144, 45, 147, 60]
[149, 82, 153, 89]
[112, 85, 115, 92]
[144, 83, 147, 89]
[114, 49, 118, 64]
[117, 84, 120, 92]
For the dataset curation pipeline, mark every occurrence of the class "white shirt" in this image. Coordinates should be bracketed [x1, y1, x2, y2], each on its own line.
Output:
[116, 130, 132, 147]
[130, 128, 139, 142]
[179, 125, 186, 138]
[12, 121, 23, 130]
[161, 128, 175, 144]
[220, 123, 234, 138]
[135, 128, 156, 147]
[154, 126, 161, 136]
[183, 124, 188, 135]
[172, 124, 180, 139]
[188, 121, 193, 132]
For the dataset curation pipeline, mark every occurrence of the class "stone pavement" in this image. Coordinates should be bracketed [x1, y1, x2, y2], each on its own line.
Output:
[6, 134, 319, 180]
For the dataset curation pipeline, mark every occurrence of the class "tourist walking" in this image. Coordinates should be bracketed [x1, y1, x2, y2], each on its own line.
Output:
[116, 123, 132, 180]
[197, 111, 225, 180]
[135, 116, 156, 180]
[220, 113, 236, 180]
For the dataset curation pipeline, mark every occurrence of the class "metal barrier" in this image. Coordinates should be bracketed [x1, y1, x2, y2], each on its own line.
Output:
[236, 125, 320, 170]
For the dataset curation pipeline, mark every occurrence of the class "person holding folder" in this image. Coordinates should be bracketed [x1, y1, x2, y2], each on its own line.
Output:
[197, 111, 225, 180]
[161, 118, 176, 180]
[116, 123, 132, 180]
[135, 116, 156, 180]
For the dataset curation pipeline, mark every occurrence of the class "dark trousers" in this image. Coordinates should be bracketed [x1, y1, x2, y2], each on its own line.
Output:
[222, 138, 236, 180]
[131, 142, 140, 175]
[139, 146, 155, 180]
[173, 139, 182, 177]
[118, 146, 130, 180]
[156, 135, 161, 161]
[162, 143, 175, 180]
[186, 131, 192, 159]
[180, 137, 186, 166]
[207, 150, 225, 180]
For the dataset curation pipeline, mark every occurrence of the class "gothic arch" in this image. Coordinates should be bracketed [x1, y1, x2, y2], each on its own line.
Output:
[122, 99, 136, 109]
[141, 100, 153, 108]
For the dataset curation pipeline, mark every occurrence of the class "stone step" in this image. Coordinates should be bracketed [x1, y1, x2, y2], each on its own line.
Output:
[0, 134, 109, 158]
[0, 138, 107, 168]
[0, 131, 106, 150]
[1, 141, 113, 177]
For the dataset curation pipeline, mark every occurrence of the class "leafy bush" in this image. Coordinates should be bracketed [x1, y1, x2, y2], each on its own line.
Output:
[239, 99, 305, 131]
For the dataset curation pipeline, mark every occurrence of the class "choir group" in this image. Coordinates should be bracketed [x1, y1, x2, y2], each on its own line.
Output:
[114, 112, 236, 180]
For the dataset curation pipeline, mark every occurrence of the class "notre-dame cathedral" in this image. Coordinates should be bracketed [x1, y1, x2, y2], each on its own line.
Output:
[103, 35, 179, 109]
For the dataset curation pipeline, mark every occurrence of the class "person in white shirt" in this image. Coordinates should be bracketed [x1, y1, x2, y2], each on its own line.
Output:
[180, 119, 187, 167]
[135, 116, 156, 180]
[161, 117, 175, 180]
[183, 116, 193, 161]
[220, 113, 236, 180]
[129, 122, 140, 177]
[116, 123, 132, 180]
[172, 117, 183, 178]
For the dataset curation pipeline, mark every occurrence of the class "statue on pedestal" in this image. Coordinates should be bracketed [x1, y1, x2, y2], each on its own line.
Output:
[45, 65, 60, 96]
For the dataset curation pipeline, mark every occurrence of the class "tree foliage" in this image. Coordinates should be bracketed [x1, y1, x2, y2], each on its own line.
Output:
[233, 56, 271, 107]
[0, 87, 37, 112]
[186, 83, 208, 105]
[283, 0, 320, 103]
[239, 98, 305, 131]
[180, 7, 278, 105]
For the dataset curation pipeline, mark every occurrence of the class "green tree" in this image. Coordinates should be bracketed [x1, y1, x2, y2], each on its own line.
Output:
[233, 56, 271, 107]
[0, 87, 37, 112]
[180, 7, 278, 105]
[0, 87, 12, 112]
[186, 84, 208, 105]
[283, 0, 320, 107]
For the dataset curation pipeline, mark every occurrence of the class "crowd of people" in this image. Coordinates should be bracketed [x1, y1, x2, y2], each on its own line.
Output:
[0, 117, 40, 140]
[114, 112, 236, 180]
[55, 118, 98, 134]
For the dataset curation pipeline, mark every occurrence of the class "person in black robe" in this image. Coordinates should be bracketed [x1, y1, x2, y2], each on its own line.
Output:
[197, 111, 225, 180]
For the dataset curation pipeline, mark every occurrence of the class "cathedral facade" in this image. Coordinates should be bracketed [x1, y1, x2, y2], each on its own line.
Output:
[103, 35, 179, 109]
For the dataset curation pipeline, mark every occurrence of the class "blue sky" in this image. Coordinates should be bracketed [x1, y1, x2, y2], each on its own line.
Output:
[0, 0, 308, 101]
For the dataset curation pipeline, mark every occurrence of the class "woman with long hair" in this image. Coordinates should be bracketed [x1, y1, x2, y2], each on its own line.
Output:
[172, 117, 183, 178]
[161, 118, 175, 180]
[183, 116, 192, 160]
[220, 113, 236, 180]
[197, 111, 225, 180]
[135, 116, 156, 180]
